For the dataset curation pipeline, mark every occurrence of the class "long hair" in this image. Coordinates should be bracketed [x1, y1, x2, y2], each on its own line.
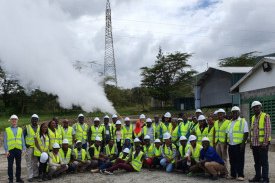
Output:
[39, 122, 48, 137]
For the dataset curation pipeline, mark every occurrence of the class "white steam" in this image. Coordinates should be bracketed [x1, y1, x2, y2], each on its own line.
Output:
[0, 0, 116, 113]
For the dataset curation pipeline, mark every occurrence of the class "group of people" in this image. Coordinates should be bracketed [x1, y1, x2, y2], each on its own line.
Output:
[3, 100, 271, 183]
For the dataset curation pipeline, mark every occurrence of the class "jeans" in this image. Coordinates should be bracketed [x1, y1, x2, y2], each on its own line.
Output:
[7, 148, 22, 181]
[160, 158, 173, 172]
[99, 160, 113, 170]
[228, 144, 245, 178]
[252, 146, 269, 181]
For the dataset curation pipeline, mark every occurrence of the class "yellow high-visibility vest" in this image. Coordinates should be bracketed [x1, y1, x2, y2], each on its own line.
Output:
[59, 148, 72, 164]
[227, 118, 245, 144]
[118, 152, 130, 160]
[49, 152, 60, 164]
[73, 148, 87, 161]
[214, 119, 230, 143]
[153, 146, 162, 157]
[74, 123, 88, 141]
[179, 121, 192, 137]
[130, 151, 144, 172]
[90, 125, 104, 141]
[5, 127, 23, 151]
[207, 126, 216, 146]
[144, 144, 154, 158]
[195, 126, 208, 145]
[143, 126, 156, 141]
[163, 144, 176, 163]
[91, 144, 101, 158]
[48, 128, 61, 150]
[34, 133, 49, 156]
[168, 124, 179, 144]
[25, 125, 40, 147]
[105, 144, 117, 156]
[122, 125, 133, 142]
[190, 144, 202, 162]
[251, 112, 272, 142]
[179, 144, 191, 158]
[61, 126, 73, 145]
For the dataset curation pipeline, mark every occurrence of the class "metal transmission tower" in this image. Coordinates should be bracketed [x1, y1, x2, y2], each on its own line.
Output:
[104, 0, 117, 86]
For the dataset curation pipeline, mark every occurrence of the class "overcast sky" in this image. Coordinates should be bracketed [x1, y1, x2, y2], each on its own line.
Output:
[3, 0, 275, 88]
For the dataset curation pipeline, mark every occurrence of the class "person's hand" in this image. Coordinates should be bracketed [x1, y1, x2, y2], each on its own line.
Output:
[5, 152, 10, 158]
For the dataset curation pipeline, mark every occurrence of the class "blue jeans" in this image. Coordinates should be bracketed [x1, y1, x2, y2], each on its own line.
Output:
[160, 158, 173, 172]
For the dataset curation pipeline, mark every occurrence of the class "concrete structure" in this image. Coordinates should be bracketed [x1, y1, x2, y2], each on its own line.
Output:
[231, 57, 275, 140]
[195, 67, 251, 109]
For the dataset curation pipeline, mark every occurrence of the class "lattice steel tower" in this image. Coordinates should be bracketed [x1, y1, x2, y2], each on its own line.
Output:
[104, 0, 117, 86]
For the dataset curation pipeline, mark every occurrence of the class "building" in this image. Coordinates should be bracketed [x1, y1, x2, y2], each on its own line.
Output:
[230, 57, 275, 138]
[195, 67, 252, 109]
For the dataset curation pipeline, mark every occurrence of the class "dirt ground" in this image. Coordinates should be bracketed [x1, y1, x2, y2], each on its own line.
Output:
[0, 146, 274, 183]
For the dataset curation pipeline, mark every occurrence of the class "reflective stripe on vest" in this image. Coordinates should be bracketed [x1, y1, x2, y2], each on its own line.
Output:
[214, 119, 230, 143]
[153, 146, 162, 157]
[91, 125, 104, 141]
[195, 126, 208, 145]
[207, 126, 216, 146]
[91, 144, 101, 158]
[61, 127, 73, 145]
[105, 144, 116, 156]
[49, 152, 60, 164]
[190, 144, 202, 162]
[179, 144, 190, 158]
[5, 127, 23, 151]
[34, 134, 49, 156]
[168, 125, 179, 143]
[229, 118, 245, 144]
[122, 125, 133, 142]
[48, 128, 61, 150]
[131, 151, 144, 172]
[25, 125, 40, 147]
[74, 148, 86, 161]
[143, 126, 156, 141]
[144, 144, 154, 158]
[75, 123, 88, 141]
[163, 144, 176, 163]
[59, 148, 72, 164]
[251, 112, 272, 142]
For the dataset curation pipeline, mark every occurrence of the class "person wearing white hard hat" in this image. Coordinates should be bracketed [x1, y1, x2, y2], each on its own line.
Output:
[48, 143, 68, 180]
[169, 118, 179, 146]
[111, 114, 118, 129]
[113, 120, 123, 154]
[178, 112, 192, 139]
[89, 136, 105, 173]
[48, 120, 62, 151]
[59, 139, 75, 173]
[61, 119, 75, 147]
[142, 118, 156, 143]
[152, 139, 162, 168]
[122, 117, 133, 143]
[103, 139, 118, 167]
[34, 122, 49, 181]
[23, 114, 40, 182]
[38, 152, 48, 181]
[88, 117, 104, 146]
[153, 115, 162, 139]
[143, 135, 154, 168]
[226, 106, 249, 181]
[214, 108, 230, 169]
[206, 115, 216, 147]
[176, 136, 190, 173]
[249, 101, 271, 183]
[4, 114, 26, 183]
[159, 112, 172, 139]
[195, 109, 203, 119]
[193, 115, 208, 146]
[72, 141, 90, 172]
[102, 115, 111, 146]
[111, 147, 131, 168]
[73, 114, 88, 149]
[198, 137, 228, 180]
[160, 132, 177, 172]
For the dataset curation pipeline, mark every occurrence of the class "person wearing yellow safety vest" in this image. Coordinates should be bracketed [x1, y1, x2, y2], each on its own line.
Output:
[73, 114, 89, 149]
[226, 106, 249, 181]
[143, 135, 155, 169]
[168, 118, 179, 146]
[175, 136, 191, 173]
[34, 122, 49, 182]
[152, 139, 162, 168]
[159, 112, 172, 139]
[72, 140, 91, 172]
[160, 132, 177, 173]
[214, 108, 230, 168]
[48, 143, 68, 180]
[89, 136, 105, 173]
[178, 114, 192, 139]
[153, 115, 162, 139]
[122, 117, 134, 143]
[113, 148, 131, 166]
[88, 117, 104, 146]
[4, 115, 26, 183]
[249, 101, 271, 183]
[59, 139, 75, 173]
[110, 114, 118, 138]
[104, 142, 145, 175]
[207, 115, 216, 147]
[61, 119, 75, 147]
[186, 135, 203, 175]
[193, 115, 208, 146]
[48, 120, 62, 151]
[142, 118, 156, 143]
[102, 115, 112, 146]
[113, 120, 124, 153]
[23, 114, 40, 182]
[53, 117, 62, 138]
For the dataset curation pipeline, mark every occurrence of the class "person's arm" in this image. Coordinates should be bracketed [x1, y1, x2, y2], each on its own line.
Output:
[4, 131, 9, 155]
[241, 120, 249, 150]
[34, 136, 42, 153]
[87, 127, 91, 144]
[263, 114, 271, 146]
[21, 131, 26, 151]
[72, 127, 76, 143]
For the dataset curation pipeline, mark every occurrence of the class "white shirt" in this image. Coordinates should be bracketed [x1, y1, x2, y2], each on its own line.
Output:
[227, 117, 249, 145]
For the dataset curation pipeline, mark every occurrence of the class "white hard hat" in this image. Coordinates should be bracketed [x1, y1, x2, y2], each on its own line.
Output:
[62, 139, 69, 144]
[123, 148, 130, 154]
[164, 112, 171, 118]
[198, 115, 206, 121]
[115, 120, 122, 125]
[76, 140, 82, 144]
[139, 114, 146, 119]
[251, 101, 262, 108]
[178, 118, 183, 121]
[163, 132, 171, 140]
[202, 137, 210, 142]
[104, 115, 110, 119]
[112, 114, 118, 118]
[196, 109, 202, 113]
[124, 117, 130, 121]
[52, 143, 60, 149]
[40, 152, 48, 163]
[144, 135, 150, 140]
[179, 136, 187, 141]
[231, 106, 240, 112]
[217, 108, 225, 113]
[213, 111, 218, 115]
[146, 118, 152, 123]
[10, 114, 18, 120]
[154, 139, 161, 143]
[31, 114, 39, 119]
[95, 136, 101, 141]
[189, 135, 197, 141]
[94, 117, 100, 121]
[78, 114, 84, 118]
[134, 138, 141, 143]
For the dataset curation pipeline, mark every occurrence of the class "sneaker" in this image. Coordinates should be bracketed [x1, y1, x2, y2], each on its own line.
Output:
[237, 177, 245, 181]
[104, 170, 113, 175]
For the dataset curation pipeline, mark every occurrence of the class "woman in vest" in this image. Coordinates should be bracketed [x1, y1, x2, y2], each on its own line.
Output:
[48, 120, 62, 151]
[175, 136, 191, 173]
[113, 120, 124, 153]
[34, 122, 49, 181]
[152, 139, 162, 168]
[114, 148, 131, 165]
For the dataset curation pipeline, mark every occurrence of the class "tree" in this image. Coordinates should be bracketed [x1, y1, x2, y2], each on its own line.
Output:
[218, 52, 258, 67]
[140, 48, 196, 105]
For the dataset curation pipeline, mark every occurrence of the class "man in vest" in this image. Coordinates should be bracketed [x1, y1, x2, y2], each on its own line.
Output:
[48, 143, 68, 180]
[195, 109, 203, 119]
[214, 108, 230, 168]
[179, 113, 192, 139]
[194, 115, 208, 146]
[152, 139, 162, 168]
[160, 112, 171, 139]
[73, 114, 89, 149]
[4, 115, 26, 183]
[89, 136, 105, 172]
[175, 136, 190, 173]
[160, 132, 177, 172]
[142, 118, 155, 143]
[61, 119, 75, 148]
[186, 135, 203, 174]
[249, 101, 271, 183]
[122, 117, 134, 143]
[60, 139, 75, 173]
[23, 114, 39, 182]
[143, 135, 154, 168]
[110, 114, 118, 137]
[88, 117, 104, 146]
[226, 106, 249, 181]
[153, 115, 161, 139]
[102, 115, 111, 146]
[72, 141, 91, 172]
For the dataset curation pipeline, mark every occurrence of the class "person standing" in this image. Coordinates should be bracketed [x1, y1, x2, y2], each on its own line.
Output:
[48, 120, 62, 151]
[61, 119, 75, 148]
[249, 101, 271, 183]
[73, 114, 89, 149]
[122, 117, 134, 143]
[88, 117, 104, 146]
[23, 114, 40, 182]
[4, 115, 26, 183]
[142, 118, 156, 143]
[226, 106, 249, 181]
[102, 115, 112, 146]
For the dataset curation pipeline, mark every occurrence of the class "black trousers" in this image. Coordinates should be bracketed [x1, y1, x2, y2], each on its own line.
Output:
[252, 146, 269, 181]
[7, 148, 22, 181]
[228, 144, 245, 178]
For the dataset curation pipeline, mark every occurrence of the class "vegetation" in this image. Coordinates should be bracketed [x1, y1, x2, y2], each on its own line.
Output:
[218, 51, 258, 67]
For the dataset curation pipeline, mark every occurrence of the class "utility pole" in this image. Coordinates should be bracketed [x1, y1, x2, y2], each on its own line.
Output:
[104, 0, 117, 86]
